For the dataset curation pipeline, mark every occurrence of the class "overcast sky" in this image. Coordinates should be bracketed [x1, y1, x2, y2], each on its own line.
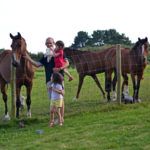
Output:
[0, 0, 150, 53]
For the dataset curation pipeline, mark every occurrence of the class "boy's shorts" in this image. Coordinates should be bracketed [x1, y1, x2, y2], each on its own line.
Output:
[50, 99, 63, 108]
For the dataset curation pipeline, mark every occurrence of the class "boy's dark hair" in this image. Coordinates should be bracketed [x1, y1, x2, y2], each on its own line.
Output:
[52, 72, 64, 85]
[55, 40, 64, 48]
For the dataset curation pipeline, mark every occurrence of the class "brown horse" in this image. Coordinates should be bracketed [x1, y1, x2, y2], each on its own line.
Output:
[0, 32, 34, 119]
[64, 47, 117, 101]
[112, 37, 149, 102]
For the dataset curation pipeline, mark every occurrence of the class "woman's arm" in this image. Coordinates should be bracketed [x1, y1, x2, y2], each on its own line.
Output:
[23, 53, 42, 67]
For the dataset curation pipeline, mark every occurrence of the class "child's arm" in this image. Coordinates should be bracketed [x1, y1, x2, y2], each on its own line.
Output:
[53, 51, 61, 57]
[52, 87, 64, 96]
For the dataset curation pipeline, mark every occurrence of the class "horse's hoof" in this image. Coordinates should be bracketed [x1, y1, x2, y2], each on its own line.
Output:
[112, 97, 117, 101]
[27, 111, 31, 118]
[72, 97, 77, 101]
[3, 113, 11, 121]
[19, 121, 25, 128]
[136, 99, 141, 103]
[111, 91, 117, 101]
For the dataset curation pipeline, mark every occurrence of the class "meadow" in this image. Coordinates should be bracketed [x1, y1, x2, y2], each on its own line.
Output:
[0, 66, 150, 150]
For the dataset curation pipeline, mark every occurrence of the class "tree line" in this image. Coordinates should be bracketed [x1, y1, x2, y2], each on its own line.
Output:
[71, 29, 132, 48]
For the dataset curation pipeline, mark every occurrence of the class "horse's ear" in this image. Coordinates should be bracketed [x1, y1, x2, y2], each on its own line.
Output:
[18, 32, 21, 38]
[138, 37, 141, 41]
[145, 37, 148, 41]
[10, 33, 14, 39]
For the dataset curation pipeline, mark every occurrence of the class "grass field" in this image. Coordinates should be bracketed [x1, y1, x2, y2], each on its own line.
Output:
[0, 66, 150, 150]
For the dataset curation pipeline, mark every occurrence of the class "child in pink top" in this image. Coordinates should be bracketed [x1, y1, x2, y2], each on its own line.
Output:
[54, 40, 73, 81]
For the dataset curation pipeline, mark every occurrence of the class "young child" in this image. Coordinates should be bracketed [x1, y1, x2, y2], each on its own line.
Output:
[44, 37, 55, 62]
[54, 40, 73, 81]
[49, 72, 64, 127]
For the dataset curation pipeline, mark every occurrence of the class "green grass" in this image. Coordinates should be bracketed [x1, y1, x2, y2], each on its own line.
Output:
[0, 66, 150, 150]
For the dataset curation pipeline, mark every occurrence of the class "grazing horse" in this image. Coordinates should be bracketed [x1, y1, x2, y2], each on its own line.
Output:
[0, 32, 34, 119]
[112, 37, 149, 102]
[64, 47, 117, 101]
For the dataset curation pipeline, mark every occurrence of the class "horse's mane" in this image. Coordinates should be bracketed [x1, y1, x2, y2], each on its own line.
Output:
[64, 47, 90, 54]
[132, 41, 140, 51]
[64, 46, 116, 54]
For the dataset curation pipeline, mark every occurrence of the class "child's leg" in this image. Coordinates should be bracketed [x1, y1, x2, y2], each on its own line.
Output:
[64, 68, 73, 81]
[61, 100, 64, 123]
[49, 106, 55, 127]
[57, 107, 63, 126]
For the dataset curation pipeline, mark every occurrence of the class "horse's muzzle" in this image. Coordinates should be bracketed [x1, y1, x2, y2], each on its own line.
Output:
[12, 61, 19, 67]
[12, 56, 20, 67]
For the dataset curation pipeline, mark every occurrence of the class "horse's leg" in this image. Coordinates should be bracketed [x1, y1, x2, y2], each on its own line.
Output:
[26, 84, 32, 117]
[122, 73, 129, 98]
[16, 87, 21, 118]
[112, 69, 117, 101]
[76, 74, 85, 99]
[0, 81, 10, 120]
[105, 72, 112, 102]
[112, 69, 117, 91]
[135, 75, 142, 102]
[130, 74, 136, 103]
[91, 74, 105, 99]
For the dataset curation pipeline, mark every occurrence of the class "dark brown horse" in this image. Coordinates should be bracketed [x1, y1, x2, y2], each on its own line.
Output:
[0, 32, 34, 119]
[112, 37, 149, 102]
[64, 47, 117, 101]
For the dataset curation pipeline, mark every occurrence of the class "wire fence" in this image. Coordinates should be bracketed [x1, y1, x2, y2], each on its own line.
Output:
[0, 45, 150, 119]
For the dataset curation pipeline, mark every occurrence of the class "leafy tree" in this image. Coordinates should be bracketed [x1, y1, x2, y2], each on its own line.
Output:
[0, 48, 4, 53]
[72, 29, 132, 48]
[72, 31, 90, 48]
[29, 52, 44, 61]
[91, 30, 105, 46]
[102, 29, 131, 45]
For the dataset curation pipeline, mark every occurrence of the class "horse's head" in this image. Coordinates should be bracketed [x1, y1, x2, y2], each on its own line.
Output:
[132, 37, 149, 66]
[10, 32, 27, 67]
[138, 37, 149, 56]
[64, 47, 75, 58]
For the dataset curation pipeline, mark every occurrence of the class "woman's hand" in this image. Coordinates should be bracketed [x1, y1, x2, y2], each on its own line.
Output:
[53, 67, 61, 72]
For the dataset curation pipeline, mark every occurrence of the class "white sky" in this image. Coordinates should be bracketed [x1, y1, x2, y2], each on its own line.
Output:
[0, 0, 150, 53]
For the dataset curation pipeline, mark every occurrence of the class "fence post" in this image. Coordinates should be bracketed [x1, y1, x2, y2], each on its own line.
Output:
[116, 44, 122, 104]
[11, 64, 16, 118]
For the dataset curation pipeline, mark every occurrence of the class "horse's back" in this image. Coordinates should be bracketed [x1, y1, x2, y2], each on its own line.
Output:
[0, 50, 12, 83]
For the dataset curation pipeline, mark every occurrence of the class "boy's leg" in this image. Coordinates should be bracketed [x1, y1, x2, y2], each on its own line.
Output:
[64, 68, 73, 81]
